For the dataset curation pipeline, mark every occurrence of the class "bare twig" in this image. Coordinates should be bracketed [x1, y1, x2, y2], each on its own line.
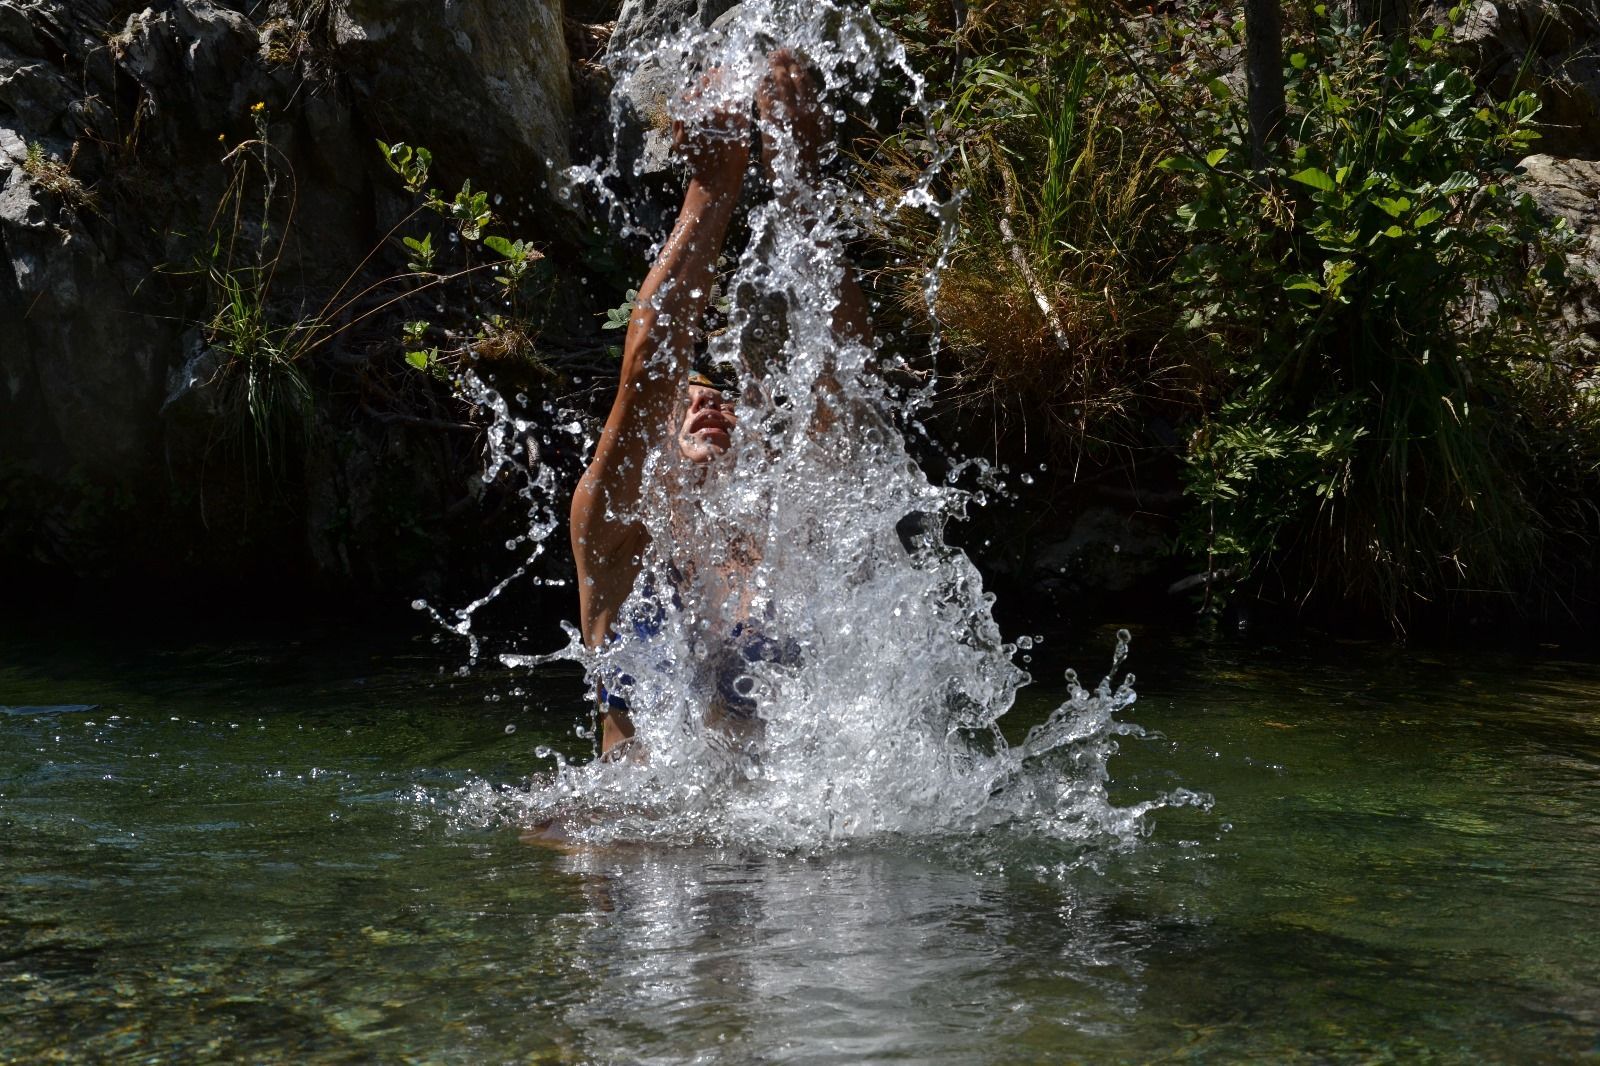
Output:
[995, 155, 1072, 354]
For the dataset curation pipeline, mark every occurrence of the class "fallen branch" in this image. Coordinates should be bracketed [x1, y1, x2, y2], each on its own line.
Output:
[995, 157, 1072, 354]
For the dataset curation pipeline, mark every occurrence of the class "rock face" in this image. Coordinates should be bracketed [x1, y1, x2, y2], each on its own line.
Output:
[0, 0, 582, 598]
[1456, 0, 1600, 159]
[1519, 153, 1600, 359]
[603, 0, 739, 190]
[332, 0, 575, 211]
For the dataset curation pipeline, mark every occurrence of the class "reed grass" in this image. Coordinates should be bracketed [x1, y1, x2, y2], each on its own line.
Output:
[863, 14, 1194, 469]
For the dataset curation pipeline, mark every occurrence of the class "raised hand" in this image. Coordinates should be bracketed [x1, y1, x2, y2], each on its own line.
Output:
[756, 48, 831, 186]
[672, 69, 751, 188]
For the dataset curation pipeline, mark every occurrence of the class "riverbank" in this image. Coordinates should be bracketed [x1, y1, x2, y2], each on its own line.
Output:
[5, 0, 1599, 638]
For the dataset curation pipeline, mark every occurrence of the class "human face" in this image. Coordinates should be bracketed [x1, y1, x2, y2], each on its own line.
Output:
[678, 383, 737, 463]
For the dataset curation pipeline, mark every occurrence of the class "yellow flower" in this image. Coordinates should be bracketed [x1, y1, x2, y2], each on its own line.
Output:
[218, 133, 226, 143]
[250, 101, 266, 114]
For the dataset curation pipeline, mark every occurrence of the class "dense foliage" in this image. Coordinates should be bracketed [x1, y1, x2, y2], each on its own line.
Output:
[867, 0, 1599, 630]
[1167, 6, 1581, 625]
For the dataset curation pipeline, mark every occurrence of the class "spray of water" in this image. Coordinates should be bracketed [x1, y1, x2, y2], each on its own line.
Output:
[451, 0, 1208, 849]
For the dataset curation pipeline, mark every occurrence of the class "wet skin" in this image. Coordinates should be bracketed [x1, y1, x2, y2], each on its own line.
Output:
[678, 383, 737, 463]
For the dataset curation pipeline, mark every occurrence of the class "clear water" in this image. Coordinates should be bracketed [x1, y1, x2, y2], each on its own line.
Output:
[4, 622, 1597, 1063]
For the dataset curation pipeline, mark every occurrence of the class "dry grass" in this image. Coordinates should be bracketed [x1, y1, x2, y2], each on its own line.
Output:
[858, 44, 1197, 470]
[22, 141, 96, 210]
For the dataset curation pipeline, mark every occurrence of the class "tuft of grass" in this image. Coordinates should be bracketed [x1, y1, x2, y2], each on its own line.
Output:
[21, 141, 96, 209]
[204, 262, 315, 474]
[863, 14, 1194, 469]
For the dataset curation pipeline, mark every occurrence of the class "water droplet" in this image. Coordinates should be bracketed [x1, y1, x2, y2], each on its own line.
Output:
[409, 5, 1186, 850]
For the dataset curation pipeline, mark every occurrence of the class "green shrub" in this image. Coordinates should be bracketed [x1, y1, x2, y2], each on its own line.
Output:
[1163, 6, 1583, 626]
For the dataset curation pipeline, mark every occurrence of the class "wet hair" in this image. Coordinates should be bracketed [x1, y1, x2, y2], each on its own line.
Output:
[689, 353, 738, 393]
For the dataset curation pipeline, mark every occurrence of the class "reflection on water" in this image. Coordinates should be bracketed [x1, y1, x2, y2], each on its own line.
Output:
[553, 846, 1148, 1063]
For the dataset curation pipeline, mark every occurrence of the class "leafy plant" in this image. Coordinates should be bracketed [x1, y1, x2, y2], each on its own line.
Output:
[370, 142, 565, 381]
[601, 289, 638, 331]
[401, 319, 445, 378]
[403, 232, 435, 273]
[484, 235, 542, 286]
[379, 139, 432, 194]
[443, 180, 492, 241]
[1163, 6, 1580, 624]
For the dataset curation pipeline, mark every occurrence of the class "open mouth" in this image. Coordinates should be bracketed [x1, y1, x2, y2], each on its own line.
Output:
[686, 410, 734, 442]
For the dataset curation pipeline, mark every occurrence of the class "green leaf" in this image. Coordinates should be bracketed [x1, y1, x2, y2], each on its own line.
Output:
[1176, 201, 1224, 230]
[405, 350, 430, 370]
[1323, 258, 1357, 298]
[1374, 196, 1412, 217]
[1289, 167, 1337, 192]
[1413, 207, 1445, 228]
[1289, 52, 1308, 70]
[1283, 275, 1323, 293]
[1205, 148, 1228, 167]
[483, 235, 515, 259]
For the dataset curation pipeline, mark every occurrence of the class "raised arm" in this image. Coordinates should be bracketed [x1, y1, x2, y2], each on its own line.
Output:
[570, 85, 749, 650]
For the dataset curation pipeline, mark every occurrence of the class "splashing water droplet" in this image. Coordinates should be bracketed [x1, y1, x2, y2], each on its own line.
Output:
[438, 0, 1202, 850]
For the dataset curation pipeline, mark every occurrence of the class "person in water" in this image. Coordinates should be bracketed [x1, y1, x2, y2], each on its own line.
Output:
[569, 49, 873, 760]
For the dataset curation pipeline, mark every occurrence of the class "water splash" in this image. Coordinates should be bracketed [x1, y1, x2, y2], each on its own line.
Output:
[451, 0, 1208, 849]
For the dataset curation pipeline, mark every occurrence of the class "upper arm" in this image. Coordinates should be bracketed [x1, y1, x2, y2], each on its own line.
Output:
[570, 333, 681, 647]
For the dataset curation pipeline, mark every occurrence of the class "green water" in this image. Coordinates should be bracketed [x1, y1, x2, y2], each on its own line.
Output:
[2, 622, 1596, 1063]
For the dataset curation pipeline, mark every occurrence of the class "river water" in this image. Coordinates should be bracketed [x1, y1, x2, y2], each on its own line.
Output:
[3, 620, 1596, 1063]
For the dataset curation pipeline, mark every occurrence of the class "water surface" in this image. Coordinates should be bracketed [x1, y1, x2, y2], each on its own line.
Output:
[2, 623, 1596, 1063]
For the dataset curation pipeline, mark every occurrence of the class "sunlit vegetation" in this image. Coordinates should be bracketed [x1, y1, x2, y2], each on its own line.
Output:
[866, 0, 1599, 630]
